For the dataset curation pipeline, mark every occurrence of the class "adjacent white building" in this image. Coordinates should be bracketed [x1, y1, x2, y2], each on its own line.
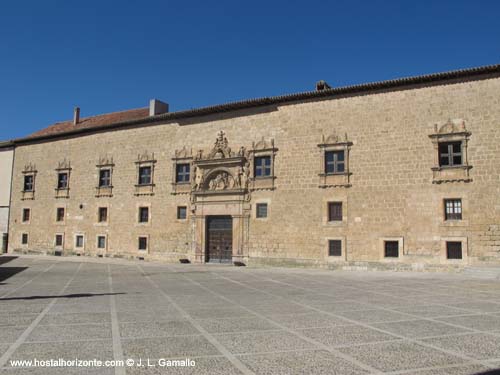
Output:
[0, 142, 14, 252]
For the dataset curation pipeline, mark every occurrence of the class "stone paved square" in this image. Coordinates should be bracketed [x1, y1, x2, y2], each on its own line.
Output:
[1, 255, 500, 374]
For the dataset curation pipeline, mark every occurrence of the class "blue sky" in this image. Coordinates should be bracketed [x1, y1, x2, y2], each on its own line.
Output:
[0, 0, 499, 140]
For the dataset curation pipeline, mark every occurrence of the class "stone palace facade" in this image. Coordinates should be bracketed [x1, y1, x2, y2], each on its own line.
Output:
[3, 64, 500, 270]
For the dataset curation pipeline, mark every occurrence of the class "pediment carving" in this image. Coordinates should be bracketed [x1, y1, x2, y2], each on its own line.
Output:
[23, 162, 37, 173]
[320, 132, 349, 145]
[174, 146, 192, 159]
[56, 158, 71, 170]
[433, 119, 467, 135]
[137, 151, 155, 163]
[208, 131, 233, 159]
[252, 137, 275, 151]
[97, 155, 114, 166]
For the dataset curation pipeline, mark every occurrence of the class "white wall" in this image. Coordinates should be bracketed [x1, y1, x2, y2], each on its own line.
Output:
[0, 148, 13, 208]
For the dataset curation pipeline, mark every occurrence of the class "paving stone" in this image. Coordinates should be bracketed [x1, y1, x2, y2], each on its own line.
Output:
[392, 304, 474, 318]
[338, 341, 466, 372]
[422, 333, 500, 360]
[26, 323, 112, 342]
[214, 331, 316, 354]
[435, 314, 500, 332]
[373, 319, 472, 338]
[299, 324, 399, 347]
[239, 350, 369, 374]
[334, 308, 413, 324]
[38, 312, 111, 326]
[122, 336, 220, 359]
[0, 326, 29, 344]
[124, 357, 239, 375]
[195, 316, 277, 333]
[119, 321, 199, 338]
[0, 314, 39, 327]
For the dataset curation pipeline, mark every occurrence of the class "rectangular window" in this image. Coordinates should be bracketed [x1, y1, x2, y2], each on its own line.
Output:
[254, 156, 271, 178]
[138, 207, 149, 223]
[97, 236, 106, 249]
[446, 241, 462, 259]
[98, 207, 108, 223]
[176, 164, 190, 183]
[439, 141, 462, 167]
[23, 175, 34, 192]
[21, 233, 28, 245]
[57, 172, 69, 189]
[99, 169, 111, 187]
[56, 207, 65, 222]
[55, 234, 63, 247]
[444, 199, 462, 220]
[328, 240, 342, 257]
[75, 235, 84, 248]
[22, 208, 30, 222]
[328, 202, 343, 222]
[138, 166, 152, 185]
[384, 241, 399, 258]
[256, 203, 268, 218]
[325, 150, 345, 174]
[177, 206, 187, 220]
[138, 236, 148, 251]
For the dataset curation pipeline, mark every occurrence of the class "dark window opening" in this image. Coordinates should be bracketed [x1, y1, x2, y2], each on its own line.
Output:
[75, 235, 84, 248]
[139, 207, 149, 223]
[98, 207, 108, 223]
[21, 233, 28, 245]
[97, 236, 106, 249]
[22, 208, 30, 222]
[325, 150, 345, 174]
[177, 206, 187, 220]
[176, 164, 190, 183]
[254, 156, 271, 178]
[384, 241, 399, 258]
[256, 203, 268, 218]
[23, 175, 34, 192]
[138, 166, 152, 185]
[99, 169, 111, 187]
[138, 237, 148, 250]
[444, 199, 462, 220]
[55, 234, 63, 247]
[328, 240, 342, 256]
[56, 207, 65, 222]
[439, 142, 462, 167]
[328, 202, 343, 222]
[446, 241, 463, 259]
[57, 172, 68, 189]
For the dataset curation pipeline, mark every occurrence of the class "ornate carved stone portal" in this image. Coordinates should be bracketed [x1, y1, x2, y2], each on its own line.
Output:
[188, 131, 252, 264]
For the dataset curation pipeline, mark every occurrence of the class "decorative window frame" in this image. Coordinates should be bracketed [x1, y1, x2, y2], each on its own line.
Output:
[171, 147, 193, 195]
[96, 156, 114, 197]
[248, 137, 277, 191]
[21, 162, 37, 200]
[318, 133, 352, 188]
[325, 236, 347, 262]
[323, 197, 347, 226]
[379, 237, 404, 261]
[441, 196, 468, 227]
[55, 159, 71, 199]
[135, 152, 156, 196]
[429, 119, 472, 184]
[440, 236, 468, 264]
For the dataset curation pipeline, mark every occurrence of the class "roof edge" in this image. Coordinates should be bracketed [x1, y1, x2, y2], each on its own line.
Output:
[10, 63, 500, 145]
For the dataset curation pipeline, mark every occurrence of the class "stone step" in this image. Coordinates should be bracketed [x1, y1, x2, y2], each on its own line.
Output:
[463, 266, 500, 279]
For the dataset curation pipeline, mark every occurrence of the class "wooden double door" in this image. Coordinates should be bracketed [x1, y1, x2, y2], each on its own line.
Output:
[206, 216, 233, 263]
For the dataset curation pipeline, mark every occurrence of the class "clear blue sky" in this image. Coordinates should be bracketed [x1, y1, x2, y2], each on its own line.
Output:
[0, 0, 499, 140]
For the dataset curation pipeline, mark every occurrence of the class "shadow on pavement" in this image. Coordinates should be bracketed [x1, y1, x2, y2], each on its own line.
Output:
[0, 266, 28, 283]
[0, 256, 18, 265]
[0, 292, 126, 301]
[476, 369, 500, 375]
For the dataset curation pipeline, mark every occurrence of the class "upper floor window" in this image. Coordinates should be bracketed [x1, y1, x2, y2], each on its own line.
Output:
[444, 199, 462, 221]
[24, 175, 34, 192]
[254, 156, 271, 178]
[138, 166, 152, 185]
[22, 208, 30, 223]
[176, 164, 190, 183]
[99, 169, 111, 187]
[328, 202, 342, 222]
[439, 141, 462, 167]
[57, 172, 69, 189]
[325, 150, 345, 174]
[177, 206, 187, 220]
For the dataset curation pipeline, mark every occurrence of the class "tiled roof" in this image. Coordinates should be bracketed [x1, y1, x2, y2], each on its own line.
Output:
[5, 62, 500, 146]
[28, 107, 149, 138]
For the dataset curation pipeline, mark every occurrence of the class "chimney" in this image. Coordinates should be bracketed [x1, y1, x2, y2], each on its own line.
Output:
[73, 107, 80, 125]
[149, 99, 169, 116]
[315, 80, 332, 91]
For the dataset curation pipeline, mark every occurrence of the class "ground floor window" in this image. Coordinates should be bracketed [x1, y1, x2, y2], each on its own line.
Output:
[328, 239, 342, 256]
[256, 203, 268, 218]
[97, 236, 106, 249]
[138, 236, 148, 251]
[75, 235, 84, 248]
[384, 241, 399, 258]
[446, 241, 462, 259]
[55, 234, 63, 247]
[21, 233, 28, 245]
